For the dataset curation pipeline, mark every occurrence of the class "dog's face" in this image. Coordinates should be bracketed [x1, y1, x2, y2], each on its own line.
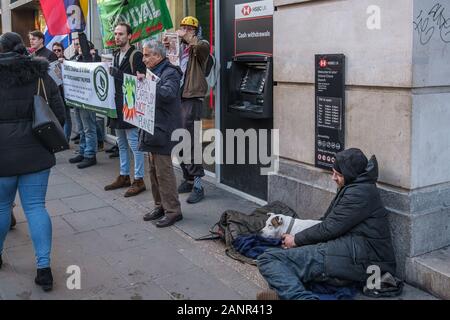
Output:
[260, 213, 287, 239]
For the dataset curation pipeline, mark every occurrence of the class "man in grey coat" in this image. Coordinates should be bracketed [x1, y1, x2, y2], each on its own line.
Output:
[257, 148, 396, 300]
[138, 41, 183, 228]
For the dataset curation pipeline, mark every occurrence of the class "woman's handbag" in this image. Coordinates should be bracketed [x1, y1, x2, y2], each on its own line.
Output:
[32, 78, 69, 154]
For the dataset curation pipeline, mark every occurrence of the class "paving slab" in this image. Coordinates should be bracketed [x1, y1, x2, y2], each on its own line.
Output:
[1, 146, 438, 301]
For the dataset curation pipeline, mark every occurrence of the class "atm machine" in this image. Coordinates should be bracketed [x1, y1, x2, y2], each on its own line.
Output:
[228, 55, 273, 119]
[220, 0, 274, 200]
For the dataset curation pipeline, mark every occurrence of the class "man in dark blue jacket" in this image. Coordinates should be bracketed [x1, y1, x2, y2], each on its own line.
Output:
[257, 148, 396, 300]
[138, 41, 184, 228]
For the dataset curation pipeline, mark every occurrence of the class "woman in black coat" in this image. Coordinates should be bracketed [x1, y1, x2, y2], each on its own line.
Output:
[0, 32, 65, 292]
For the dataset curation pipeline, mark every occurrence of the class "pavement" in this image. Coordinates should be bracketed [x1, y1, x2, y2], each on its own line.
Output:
[0, 145, 439, 300]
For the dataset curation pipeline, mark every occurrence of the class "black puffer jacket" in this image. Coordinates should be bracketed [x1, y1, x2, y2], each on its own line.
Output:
[0, 52, 65, 177]
[295, 154, 396, 282]
[139, 59, 183, 155]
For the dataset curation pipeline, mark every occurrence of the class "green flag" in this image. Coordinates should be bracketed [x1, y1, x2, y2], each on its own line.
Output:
[97, 0, 173, 48]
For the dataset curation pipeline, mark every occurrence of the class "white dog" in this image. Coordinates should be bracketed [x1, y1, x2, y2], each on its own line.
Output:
[260, 213, 321, 239]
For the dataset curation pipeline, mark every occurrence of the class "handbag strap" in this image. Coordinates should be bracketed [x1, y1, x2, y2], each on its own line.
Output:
[37, 78, 48, 102]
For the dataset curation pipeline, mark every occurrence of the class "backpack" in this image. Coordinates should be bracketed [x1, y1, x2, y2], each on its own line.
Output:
[196, 201, 299, 265]
[129, 49, 139, 75]
[204, 50, 220, 89]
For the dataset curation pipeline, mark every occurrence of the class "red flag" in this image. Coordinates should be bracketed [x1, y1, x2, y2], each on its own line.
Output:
[40, 0, 70, 36]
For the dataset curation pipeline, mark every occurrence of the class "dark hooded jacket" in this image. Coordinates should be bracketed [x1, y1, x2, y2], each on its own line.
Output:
[295, 151, 396, 282]
[0, 52, 65, 177]
[139, 58, 183, 156]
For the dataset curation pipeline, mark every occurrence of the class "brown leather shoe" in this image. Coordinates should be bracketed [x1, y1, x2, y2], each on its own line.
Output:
[104, 175, 131, 191]
[155, 214, 183, 228]
[124, 178, 146, 197]
[256, 289, 280, 300]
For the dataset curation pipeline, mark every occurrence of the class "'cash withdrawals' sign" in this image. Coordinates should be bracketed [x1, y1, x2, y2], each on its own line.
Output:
[235, 0, 273, 56]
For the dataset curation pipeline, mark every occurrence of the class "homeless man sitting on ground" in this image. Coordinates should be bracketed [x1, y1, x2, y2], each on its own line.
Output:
[257, 148, 396, 300]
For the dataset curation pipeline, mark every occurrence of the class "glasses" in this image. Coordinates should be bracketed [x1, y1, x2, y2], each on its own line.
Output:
[53, 49, 62, 52]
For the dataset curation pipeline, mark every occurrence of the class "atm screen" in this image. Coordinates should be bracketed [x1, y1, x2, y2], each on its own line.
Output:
[240, 67, 266, 94]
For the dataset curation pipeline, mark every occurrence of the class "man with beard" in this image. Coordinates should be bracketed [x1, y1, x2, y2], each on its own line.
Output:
[104, 23, 147, 198]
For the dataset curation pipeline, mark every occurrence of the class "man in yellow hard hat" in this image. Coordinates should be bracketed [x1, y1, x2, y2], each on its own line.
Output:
[164, 16, 210, 204]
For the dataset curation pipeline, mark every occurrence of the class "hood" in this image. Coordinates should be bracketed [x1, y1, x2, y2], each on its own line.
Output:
[0, 52, 49, 88]
[353, 155, 379, 184]
[334, 148, 378, 185]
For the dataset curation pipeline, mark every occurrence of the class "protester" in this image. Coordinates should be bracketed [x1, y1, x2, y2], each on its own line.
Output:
[138, 41, 183, 228]
[104, 23, 147, 198]
[68, 39, 100, 169]
[257, 148, 397, 300]
[0, 32, 65, 292]
[67, 38, 104, 149]
[52, 42, 73, 142]
[163, 16, 210, 204]
[29, 30, 57, 62]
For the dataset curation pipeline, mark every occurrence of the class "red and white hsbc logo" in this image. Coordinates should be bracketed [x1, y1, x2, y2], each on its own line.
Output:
[319, 59, 328, 68]
[242, 5, 252, 16]
[236, 0, 274, 19]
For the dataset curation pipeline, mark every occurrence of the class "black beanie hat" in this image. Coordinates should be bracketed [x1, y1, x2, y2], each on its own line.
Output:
[0, 32, 28, 55]
[333, 148, 368, 184]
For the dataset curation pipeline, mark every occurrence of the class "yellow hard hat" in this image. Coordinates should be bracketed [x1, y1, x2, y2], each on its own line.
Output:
[180, 16, 199, 28]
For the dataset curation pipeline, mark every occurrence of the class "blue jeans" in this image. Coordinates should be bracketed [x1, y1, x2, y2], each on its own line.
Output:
[0, 169, 52, 269]
[96, 120, 104, 143]
[76, 109, 103, 143]
[257, 244, 327, 300]
[63, 105, 72, 142]
[75, 107, 82, 134]
[78, 109, 98, 158]
[116, 128, 145, 179]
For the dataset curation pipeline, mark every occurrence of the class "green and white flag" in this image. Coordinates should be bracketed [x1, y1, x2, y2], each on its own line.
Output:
[62, 60, 117, 118]
[97, 0, 173, 48]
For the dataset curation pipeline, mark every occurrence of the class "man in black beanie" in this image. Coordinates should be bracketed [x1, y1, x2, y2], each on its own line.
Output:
[257, 148, 397, 300]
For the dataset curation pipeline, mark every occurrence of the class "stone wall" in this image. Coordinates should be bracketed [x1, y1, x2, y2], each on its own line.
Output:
[270, 0, 450, 278]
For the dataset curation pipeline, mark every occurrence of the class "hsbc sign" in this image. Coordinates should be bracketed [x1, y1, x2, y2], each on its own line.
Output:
[235, 0, 274, 19]
[319, 59, 328, 68]
[242, 5, 252, 16]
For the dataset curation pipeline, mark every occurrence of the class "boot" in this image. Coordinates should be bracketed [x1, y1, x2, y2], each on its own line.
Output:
[10, 210, 16, 230]
[178, 180, 194, 194]
[35, 267, 53, 292]
[105, 144, 118, 153]
[124, 178, 146, 197]
[187, 187, 205, 204]
[69, 155, 84, 164]
[104, 175, 131, 191]
[77, 156, 97, 169]
[109, 149, 120, 159]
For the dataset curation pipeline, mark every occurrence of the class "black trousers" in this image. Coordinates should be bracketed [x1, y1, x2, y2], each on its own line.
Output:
[180, 98, 205, 181]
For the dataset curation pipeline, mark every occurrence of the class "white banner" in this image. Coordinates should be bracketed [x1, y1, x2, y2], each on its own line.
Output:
[123, 74, 156, 135]
[62, 60, 117, 118]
